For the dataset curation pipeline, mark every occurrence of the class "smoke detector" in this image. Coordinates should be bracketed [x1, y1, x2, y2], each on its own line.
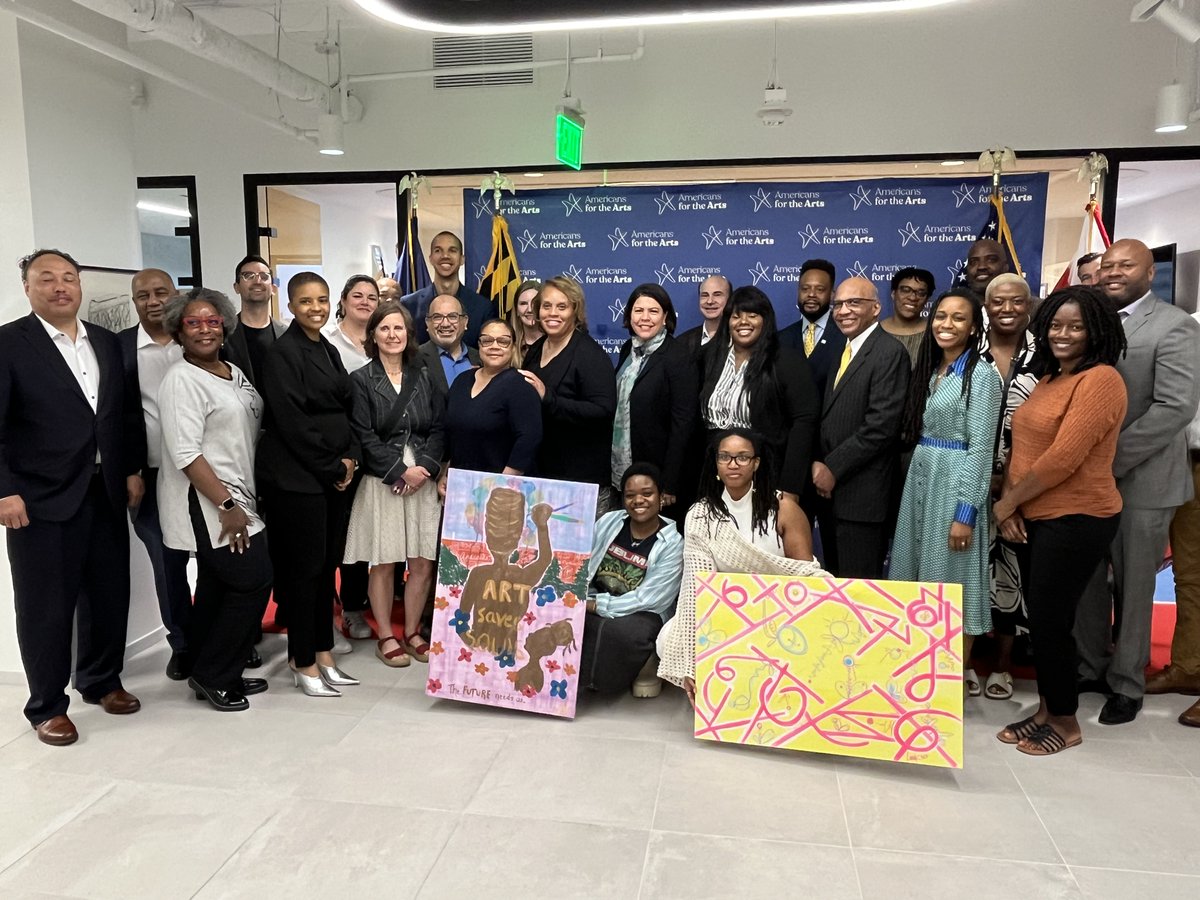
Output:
[757, 87, 793, 127]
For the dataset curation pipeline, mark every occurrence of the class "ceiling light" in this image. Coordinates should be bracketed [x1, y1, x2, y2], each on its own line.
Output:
[318, 113, 345, 155]
[1156, 82, 1190, 132]
[352, 0, 965, 35]
[136, 200, 191, 217]
[523, 172, 545, 178]
[940, 159, 966, 167]
[1132, 0, 1200, 44]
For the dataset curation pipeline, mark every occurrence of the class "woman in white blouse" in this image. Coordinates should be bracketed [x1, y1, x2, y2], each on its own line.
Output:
[158, 289, 272, 712]
[658, 428, 826, 706]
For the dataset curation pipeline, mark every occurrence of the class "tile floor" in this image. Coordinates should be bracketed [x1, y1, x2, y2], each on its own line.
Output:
[1, 636, 1199, 899]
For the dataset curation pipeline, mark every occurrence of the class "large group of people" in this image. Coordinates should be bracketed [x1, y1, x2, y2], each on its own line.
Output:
[4, 228, 1200, 758]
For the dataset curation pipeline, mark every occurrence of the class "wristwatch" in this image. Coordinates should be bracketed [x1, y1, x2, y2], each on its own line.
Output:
[218, 497, 237, 512]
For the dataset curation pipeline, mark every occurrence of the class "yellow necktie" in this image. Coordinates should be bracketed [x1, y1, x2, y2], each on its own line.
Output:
[834, 342, 852, 388]
[803, 322, 816, 356]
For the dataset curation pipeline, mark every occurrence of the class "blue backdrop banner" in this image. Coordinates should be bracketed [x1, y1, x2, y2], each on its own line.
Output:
[464, 174, 1048, 359]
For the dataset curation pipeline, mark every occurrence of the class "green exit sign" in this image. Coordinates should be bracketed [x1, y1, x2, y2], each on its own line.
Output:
[556, 112, 584, 171]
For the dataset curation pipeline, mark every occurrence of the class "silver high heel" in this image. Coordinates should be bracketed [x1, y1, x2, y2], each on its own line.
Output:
[291, 668, 340, 697]
[318, 664, 359, 687]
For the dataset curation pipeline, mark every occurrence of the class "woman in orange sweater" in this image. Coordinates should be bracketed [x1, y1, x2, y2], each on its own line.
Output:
[993, 286, 1127, 755]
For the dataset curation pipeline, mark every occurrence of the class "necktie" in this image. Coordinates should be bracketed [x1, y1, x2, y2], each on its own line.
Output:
[803, 322, 816, 356]
[834, 342, 852, 388]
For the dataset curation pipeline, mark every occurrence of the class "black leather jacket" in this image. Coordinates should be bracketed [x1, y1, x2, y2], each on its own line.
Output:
[348, 358, 445, 480]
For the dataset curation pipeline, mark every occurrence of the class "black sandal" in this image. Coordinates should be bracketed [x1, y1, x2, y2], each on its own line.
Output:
[1017, 723, 1082, 756]
[996, 714, 1041, 745]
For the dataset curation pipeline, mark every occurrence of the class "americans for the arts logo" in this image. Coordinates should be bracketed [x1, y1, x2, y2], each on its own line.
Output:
[848, 185, 873, 210]
[517, 229, 538, 253]
[471, 196, 492, 220]
[608, 227, 629, 251]
[565, 264, 585, 283]
[750, 188, 774, 212]
[952, 183, 976, 208]
[701, 226, 723, 249]
[654, 264, 676, 285]
[897, 221, 921, 247]
[654, 191, 676, 215]
[846, 260, 870, 280]
[748, 261, 771, 286]
[798, 224, 822, 248]
[562, 193, 584, 216]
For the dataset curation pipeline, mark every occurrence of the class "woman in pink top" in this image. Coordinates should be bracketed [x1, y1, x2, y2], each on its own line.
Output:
[993, 287, 1128, 755]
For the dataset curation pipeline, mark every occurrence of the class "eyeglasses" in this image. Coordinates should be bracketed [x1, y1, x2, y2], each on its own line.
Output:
[830, 298, 873, 311]
[895, 285, 929, 299]
[238, 271, 271, 282]
[478, 335, 513, 348]
[182, 316, 223, 330]
[426, 313, 463, 324]
[716, 452, 757, 467]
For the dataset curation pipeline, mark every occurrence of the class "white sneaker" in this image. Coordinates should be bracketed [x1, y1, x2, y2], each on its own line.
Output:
[343, 610, 372, 640]
[332, 625, 353, 655]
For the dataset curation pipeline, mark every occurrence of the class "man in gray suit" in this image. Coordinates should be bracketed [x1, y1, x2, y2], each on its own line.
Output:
[417, 294, 479, 397]
[1076, 239, 1200, 725]
[811, 277, 910, 578]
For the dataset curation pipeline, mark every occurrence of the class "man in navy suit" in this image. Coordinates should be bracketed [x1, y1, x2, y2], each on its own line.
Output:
[778, 258, 846, 399]
[400, 231, 491, 348]
[0, 250, 145, 745]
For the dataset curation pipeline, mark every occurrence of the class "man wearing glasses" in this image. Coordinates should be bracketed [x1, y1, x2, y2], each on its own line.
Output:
[401, 231, 490, 348]
[417, 294, 480, 396]
[223, 255, 285, 388]
[811, 277, 910, 578]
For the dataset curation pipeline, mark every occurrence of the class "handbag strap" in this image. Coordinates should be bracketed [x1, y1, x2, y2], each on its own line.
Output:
[375, 361, 422, 439]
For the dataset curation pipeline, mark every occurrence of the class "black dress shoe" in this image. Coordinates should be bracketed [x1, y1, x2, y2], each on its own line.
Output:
[165, 650, 191, 681]
[1076, 678, 1111, 695]
[244, 647, 262, 669]
[1099, 693, 1142, 725]
[189, 677, 249, 712]
[240, 677, 268, 696]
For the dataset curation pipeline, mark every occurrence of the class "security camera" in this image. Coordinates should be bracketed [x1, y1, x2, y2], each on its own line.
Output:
[1133, 0, 1200, 44]
[757, 87, 793, 127]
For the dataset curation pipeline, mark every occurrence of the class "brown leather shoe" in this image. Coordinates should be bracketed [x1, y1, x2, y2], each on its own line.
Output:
[34, 714, 78, 746]
[1144, 666, 1200, 696]
[1180, 698, 1200, 728]
[85, 689, 141, 715]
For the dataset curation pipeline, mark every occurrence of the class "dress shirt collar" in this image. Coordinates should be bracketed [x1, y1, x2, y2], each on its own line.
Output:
[847, 321, 878, 357]
[438, 342, 468, 362]
[1119, 290, 1153, 320]
[36, 313, 88, 344]
[136, 322, 174, 349]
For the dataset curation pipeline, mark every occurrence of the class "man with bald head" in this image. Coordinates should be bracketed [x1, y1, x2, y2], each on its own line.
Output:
[676, 274, 731, 358]
[417, 294, 480, 396]
[119, 269, 192, 679]
[1075, 238, 1200, 724]
[810, 277, 910, 577]
[965, 238, 1010, 295]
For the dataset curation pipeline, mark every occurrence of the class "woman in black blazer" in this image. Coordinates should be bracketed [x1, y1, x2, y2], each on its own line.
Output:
[612, 283, 698, 520]
[257, 272, 361, 698]
[698, 285, 820, 507]
[519, 276, 618, 510]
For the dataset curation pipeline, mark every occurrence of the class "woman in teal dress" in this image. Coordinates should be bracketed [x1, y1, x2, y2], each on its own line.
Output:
[891, 288, 1001, 696]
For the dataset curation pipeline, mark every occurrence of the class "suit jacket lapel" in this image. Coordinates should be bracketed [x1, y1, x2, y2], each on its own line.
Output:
[1123, 293, 1158, 342]
[21, 314, 91, 407]
[633, 345, 665, 387]
[824, 328, 876, 413]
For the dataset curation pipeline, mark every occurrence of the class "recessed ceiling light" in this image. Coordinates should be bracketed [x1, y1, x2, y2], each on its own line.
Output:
[940, 160, 966, 167]
[524, 172, 544, 178]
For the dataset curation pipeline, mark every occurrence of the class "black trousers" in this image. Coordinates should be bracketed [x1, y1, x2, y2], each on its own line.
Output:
[130, 468, 193, 651]
[8, 475, 130, 725]
[1017, 513, 1120, 716]
[261, 485, 347, 667]
[580, 610, 662, 694]
[187, 490, 272, 691]
[337, 472, 368, 612]
[818, 513, 889, 579]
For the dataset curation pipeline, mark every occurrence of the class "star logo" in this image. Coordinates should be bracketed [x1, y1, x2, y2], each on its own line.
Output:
[748, 261, 771, 286]
[897, 221, 921, 247]
[654, 264, 675, 285]
[471, 196, 492, 219]
[952, 183, 976, 208]
[848, 185, 873, 210]
[750, 188, 774, 212]
[608, 227, 629, 251]
[608, 298, 626, 322]
[654, 191, 676, 215]
[985, 219, 998, 234]
[562, 193, 584, 216]
[701, 225, 723, 250]
[948, 260, 967, 283]
[517, 229, 538, 253]
[474, 264, 487, 284]
[564, 264, 585, 283]
[798, 224, 822, 248]
[845, 260, 870, 280]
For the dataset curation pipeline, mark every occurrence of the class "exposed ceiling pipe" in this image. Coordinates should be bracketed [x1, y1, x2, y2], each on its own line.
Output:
[348, 29, 645, 85]
[5, 0, 315, 144]
[67, 0, 334, 106]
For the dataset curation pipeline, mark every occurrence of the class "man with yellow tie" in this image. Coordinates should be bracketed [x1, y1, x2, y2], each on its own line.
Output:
[778, 259, 846, 400]
[810, 276, 911, 577]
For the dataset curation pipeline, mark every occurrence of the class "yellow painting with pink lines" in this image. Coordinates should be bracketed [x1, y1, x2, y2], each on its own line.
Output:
[693, 573, 964, 768]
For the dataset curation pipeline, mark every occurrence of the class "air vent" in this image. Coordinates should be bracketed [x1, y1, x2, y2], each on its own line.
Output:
[432, 34, 534, 89]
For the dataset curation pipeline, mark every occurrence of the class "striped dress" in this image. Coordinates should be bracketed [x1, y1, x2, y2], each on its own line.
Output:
[890, 354, 1003, 636]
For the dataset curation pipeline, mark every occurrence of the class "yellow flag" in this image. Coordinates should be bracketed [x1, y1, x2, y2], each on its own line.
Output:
[478, 214, 523, 317]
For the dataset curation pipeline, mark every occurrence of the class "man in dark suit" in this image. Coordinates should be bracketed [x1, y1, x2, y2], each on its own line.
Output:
[222, 254, 286, 388]
[675, 274, 730, 359]
[416, 294, 480, 396]
[964, 238, 1011, 296]
[811, 277, 910, 578]
[778, 259, 847, 399]
[1076, 239, 1200, 725]
[0, 249, 145, 745]
[119, 268, 192, 680]
[401, 231, 491, 348]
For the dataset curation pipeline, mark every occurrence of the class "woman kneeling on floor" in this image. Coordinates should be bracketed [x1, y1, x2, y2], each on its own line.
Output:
[580, 463, 684, 698]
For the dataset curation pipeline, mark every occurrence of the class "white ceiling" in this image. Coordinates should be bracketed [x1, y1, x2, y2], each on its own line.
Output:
[1116, 158, 1200, 208]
